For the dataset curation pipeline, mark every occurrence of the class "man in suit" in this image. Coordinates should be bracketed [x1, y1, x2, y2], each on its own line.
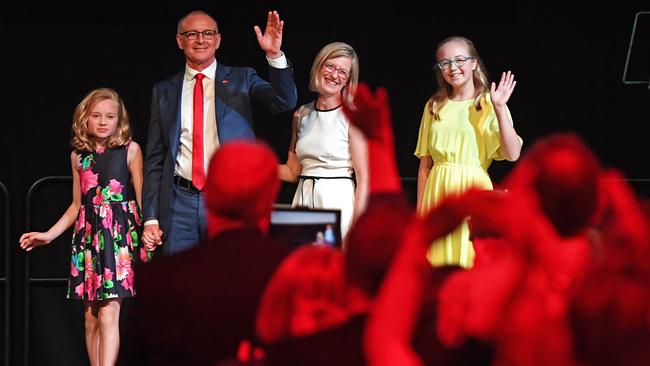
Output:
[127, 141, 290, 365]
[142, 10, 297, 254]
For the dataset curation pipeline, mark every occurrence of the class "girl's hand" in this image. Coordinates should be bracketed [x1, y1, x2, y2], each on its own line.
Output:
[490, 71, 516, 109]
[142, 225, 163, 251]
[144, 241, 159, 252]
[19, 232, 53, 251]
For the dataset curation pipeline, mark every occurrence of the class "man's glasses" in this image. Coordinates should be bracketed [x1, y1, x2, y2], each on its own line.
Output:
[322, 62, 350, 81]
[179, 30, 219, 41]
[436, 56, 474, 70]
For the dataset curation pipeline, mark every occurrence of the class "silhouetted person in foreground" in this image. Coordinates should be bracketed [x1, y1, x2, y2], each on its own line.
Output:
[129, 141, 289, 365]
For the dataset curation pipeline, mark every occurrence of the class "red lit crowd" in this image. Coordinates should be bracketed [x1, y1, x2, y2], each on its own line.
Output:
[125, 84, 650, 366]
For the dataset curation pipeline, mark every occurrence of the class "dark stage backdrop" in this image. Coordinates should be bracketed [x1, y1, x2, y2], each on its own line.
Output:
[1, 1, 648, 364]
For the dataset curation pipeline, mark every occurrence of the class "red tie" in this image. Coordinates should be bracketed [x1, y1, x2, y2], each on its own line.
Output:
[192, 73, 206, 190]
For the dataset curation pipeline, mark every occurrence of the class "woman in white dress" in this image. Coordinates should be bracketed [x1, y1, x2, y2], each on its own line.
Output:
[279, 42, 368, 242]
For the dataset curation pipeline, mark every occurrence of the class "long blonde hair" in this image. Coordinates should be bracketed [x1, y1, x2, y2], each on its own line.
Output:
[309, 42, 359, 106]
[71, 88, 131, 152]
[428, 36, 490, 120]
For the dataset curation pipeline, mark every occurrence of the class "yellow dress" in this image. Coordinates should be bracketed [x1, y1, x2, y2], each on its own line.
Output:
[414, 95, 518, 268]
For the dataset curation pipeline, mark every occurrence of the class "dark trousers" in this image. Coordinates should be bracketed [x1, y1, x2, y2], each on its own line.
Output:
[164, 184, 207, 254]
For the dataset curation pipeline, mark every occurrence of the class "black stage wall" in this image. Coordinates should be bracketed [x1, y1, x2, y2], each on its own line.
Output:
[1, 1, 648, 364]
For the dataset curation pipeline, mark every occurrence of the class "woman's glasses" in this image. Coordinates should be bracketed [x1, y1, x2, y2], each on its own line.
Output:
[322, 62, 351, 81]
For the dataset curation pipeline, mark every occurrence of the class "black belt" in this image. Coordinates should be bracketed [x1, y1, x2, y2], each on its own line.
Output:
[173, 176, 201, 193]
[297, 175, 355, 208]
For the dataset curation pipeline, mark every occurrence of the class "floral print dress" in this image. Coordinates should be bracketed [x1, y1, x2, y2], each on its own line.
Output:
[68, 145, 150, 301]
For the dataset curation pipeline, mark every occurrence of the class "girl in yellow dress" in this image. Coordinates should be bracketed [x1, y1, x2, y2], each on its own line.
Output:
[415, 36, 523, 268]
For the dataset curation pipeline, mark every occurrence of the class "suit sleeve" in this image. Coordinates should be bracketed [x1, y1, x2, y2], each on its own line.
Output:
[248, 62, 298, 113]
[142, 86, 165, 221]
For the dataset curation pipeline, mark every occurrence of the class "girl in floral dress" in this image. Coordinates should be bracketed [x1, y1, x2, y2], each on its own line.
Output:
[20, 88, 150, 366]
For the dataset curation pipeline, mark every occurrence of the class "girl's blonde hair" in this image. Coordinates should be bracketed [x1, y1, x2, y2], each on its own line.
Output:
[428, 36, 490, 120]
[309, 42, 359, 106]
[71, 88, 131, 152]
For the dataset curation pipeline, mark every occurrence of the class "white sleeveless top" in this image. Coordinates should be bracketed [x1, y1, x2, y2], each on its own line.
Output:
[295, 102, 353, 178]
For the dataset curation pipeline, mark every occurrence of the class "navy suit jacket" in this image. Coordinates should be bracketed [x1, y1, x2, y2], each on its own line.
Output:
[142, 61, 297, 235]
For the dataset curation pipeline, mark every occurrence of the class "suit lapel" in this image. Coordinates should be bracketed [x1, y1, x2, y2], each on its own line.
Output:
[215, 63, 229, 142]
[166, 73, 183, 159]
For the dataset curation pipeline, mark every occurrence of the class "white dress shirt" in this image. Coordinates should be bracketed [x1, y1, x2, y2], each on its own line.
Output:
[176, 60, 220, 181]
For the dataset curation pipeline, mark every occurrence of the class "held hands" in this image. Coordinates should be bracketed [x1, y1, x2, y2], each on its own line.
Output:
[342, 83, 392, 142]
[254, 10, 284, 59]
[490, 71, 517, 109]
[142, 224, 164, 252]
[19, 232, 53, 252]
